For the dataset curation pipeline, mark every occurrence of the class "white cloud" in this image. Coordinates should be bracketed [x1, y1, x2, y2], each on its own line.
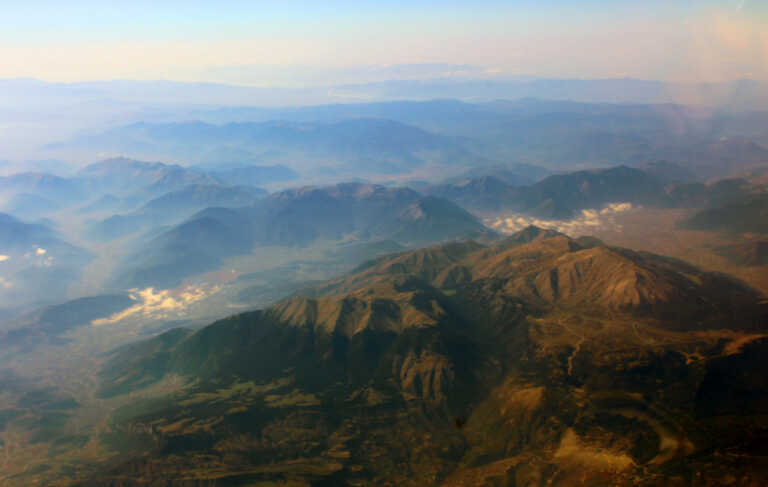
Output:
[487, 202, 635, 236]
[24, 247, 54, 267]
[91, 284, 220, 326]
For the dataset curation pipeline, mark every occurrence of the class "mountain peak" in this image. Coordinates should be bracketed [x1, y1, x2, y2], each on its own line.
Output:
[312, 231, 764, 328]
[503, 225, 566, 245]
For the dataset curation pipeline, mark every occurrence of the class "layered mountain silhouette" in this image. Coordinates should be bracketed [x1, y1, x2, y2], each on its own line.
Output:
[427, 165, 668, 217]
[0, 294, 134, 350]
[88, 227, 768, 485]
[177, 98, 768, 176]
[438, 162, 550, 186]
[0, 213, 89, 260]
[0, 172, 86, 204]
[681, 193, 768, 234]
[0, 213, 93, 307]
[77, 157, 221, 196]
[54, 119, 475, 173]
[85, 184, 266, 241]
[113, 182, 493, 289]
[0, 158, 234, 218]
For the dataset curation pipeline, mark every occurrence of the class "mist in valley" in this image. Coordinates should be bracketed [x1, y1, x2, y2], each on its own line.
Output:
[2, 2, 768, 485]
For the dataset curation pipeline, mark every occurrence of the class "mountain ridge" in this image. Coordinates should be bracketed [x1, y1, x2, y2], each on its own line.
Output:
[87, 226, 768, 485]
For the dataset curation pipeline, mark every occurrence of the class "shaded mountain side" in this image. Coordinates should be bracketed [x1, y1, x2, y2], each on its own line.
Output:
[85, 184, 266, 241]
[428, 166, 764, 224]
[505, 166, 668, 218]
[75, 194, 141, 215]
[680, 193, 768, 234]
[0, 294, 134, 350]
[84, 227, 768, 486]
[425, 176, 512, 212]
[97, 327, 193, 398]
[667, 177, 755, 208]
[77, 157, 221, 195]
[426, 165, 669, 218]
[0, 212, 92, 265]
[141, 184, 267, 213]
[639, 161, 698, 184]
[113, 182, 494, 289]
[0, 212, 60, 251]
[111, 209, 255, 289]
[0, 172, 86, 203]
[442, 162, 551, 186]
[2, 193, 60, 219]
[389, 197, 486, 243]
[649, 137, 768, 179]
[715, 240, 768, 267]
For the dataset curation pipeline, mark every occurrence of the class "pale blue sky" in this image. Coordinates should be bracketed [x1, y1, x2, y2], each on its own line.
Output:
[0, 1, 765, 83]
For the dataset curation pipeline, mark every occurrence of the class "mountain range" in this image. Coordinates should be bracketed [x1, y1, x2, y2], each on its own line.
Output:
[427, 166, 669, 218]
[52, 119, 477, 175]
[0, 213, 92, 308]
[681, 193, 768, 234]
[85, 184, 267, 241]
[81, 227, 768, 485]
[112, 182, 493, 289]
[192, 99, 768, 176]
[76, 157, 223, 197]
[0, 294, 134, 350]
[43, 99, 768, 181]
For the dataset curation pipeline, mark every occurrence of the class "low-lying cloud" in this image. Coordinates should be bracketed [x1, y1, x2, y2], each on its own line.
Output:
[24, 247, 54, 267]
[92, 284, 221, 326]
[487, 202, 634, 236]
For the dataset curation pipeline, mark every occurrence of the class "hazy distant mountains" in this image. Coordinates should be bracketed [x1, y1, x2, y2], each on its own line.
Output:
[0, 157, 220, 218]
[47, 99, 768, 180]
[202, 164, 298, 186]
[85, 184, 267, 241]
[0, 294, 134, 349]
[89, 228, 768, 485]
[188, 99, 768, 178]
[113, 182, 492, 289]
[0, 213, 85, 258]
[77, 157, 221, 196]
[0, 213, 92, 308]
[52, 119, 477, 174]
[5, 76, 768, 109]
[681, 193, 768, 234]
[426, 165, 768, 220]
[427, 166, 669, 218]
[0, 157, 285, 219]
[0, 172, 86, 204]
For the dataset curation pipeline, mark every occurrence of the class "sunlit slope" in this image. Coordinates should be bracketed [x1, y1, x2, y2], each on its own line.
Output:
[70, 227, 768, 486]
